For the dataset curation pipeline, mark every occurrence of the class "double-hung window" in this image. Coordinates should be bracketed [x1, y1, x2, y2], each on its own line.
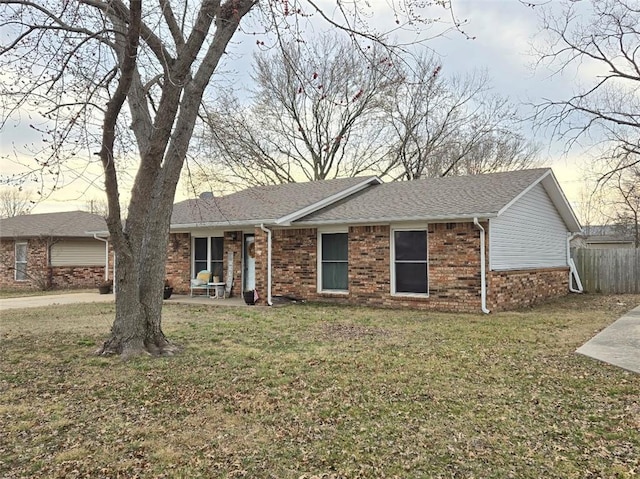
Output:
[193, 236, 224, 280]
[15, 242, 27, 281]
[393, 230, 428, 294]
[320, 232, 348, 291]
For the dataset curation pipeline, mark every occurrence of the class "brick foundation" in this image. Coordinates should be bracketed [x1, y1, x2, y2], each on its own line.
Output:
[488, 267, 570, 311]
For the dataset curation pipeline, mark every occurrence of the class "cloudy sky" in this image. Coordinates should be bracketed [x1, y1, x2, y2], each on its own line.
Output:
[0, 0, 593, 215]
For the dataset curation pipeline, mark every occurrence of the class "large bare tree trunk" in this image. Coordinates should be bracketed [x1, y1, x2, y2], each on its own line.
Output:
[99, 224, 176, 358]
[1, 0, 457, 358]
[95, 0, 256, 357]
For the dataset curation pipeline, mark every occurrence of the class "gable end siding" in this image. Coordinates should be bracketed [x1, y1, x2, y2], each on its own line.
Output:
[490, 183, 568, 270]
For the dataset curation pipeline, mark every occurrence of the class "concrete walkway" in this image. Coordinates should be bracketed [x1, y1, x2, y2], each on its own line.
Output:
[0, 292, 247, 311]
[576, 305, 640, 374]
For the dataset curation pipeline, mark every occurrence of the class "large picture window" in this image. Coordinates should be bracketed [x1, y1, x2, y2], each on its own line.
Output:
[393, 230, 427, 294]
[320, 232, 348, 291]
[15, 242, 27, 281]
[193, 236, 224, 280]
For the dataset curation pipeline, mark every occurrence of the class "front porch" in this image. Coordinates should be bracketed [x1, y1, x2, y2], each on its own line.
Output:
[166, 294, 250, 307]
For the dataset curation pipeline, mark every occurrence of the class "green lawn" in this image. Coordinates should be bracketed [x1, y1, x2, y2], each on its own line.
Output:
[1, 295, 639, 478]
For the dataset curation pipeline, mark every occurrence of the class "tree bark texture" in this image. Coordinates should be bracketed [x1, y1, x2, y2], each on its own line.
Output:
[95, 0, 256, 357]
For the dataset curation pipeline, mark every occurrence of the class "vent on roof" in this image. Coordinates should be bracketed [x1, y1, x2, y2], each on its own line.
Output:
[199, 192, 214, 200]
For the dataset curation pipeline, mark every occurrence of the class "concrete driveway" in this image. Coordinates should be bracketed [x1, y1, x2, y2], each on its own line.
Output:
[576, 305, 640, 374]
[0, 292, 115, 310]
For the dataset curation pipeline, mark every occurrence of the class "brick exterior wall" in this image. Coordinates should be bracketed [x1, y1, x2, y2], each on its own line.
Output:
[1, 238, 47, 289]
[487, 267, 569, 312]
[1, 220, 571, 309]
[226, 231, 244, 297]
[165, 233, 191, 293]
[254, 222, 487, 312]
[166, 232, 244, 296]
[50, 266, 107, 289]
[164, 224, 571, 312]
[252, 221, 570, 312]
[348, 225, 391, 303]
[264, 228, 318, 301]
[0, 238, 109, 290]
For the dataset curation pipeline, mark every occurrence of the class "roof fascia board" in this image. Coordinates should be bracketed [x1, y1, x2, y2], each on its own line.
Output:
[170, 219, 279, 231]
[293, 212, 498, 227]
[496, 169, 582, 233]
[540, 173, 582, 232]
[275, 176, 382, 226]
[496, 169, 550, 217]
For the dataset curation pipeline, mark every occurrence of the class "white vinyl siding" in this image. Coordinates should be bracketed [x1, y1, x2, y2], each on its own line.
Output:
[50, 240, 106, 266]
[490, 183, 568, 270]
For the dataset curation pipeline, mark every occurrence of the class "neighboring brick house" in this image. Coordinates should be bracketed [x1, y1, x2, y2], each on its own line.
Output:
[168, 168, 583, 312]
[0, 211, 110, 290]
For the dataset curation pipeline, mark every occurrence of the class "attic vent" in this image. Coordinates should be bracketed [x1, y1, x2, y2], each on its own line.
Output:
[199, 191, 214, 200]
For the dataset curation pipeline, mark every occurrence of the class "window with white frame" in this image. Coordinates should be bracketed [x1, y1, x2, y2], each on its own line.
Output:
[320, 232, 348, 291]
[15, 242, 27, 281]
[393, 229, 428, 294]
[193, 236, 224, 280]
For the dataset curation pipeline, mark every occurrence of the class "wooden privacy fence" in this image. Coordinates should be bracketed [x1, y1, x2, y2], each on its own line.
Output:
[572, 248, 640, 294]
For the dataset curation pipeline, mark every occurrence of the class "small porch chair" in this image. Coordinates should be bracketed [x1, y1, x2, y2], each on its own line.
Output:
[190, 270, 212, 297]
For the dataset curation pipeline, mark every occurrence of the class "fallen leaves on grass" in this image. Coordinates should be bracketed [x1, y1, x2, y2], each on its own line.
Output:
[1, 294, 639, 478]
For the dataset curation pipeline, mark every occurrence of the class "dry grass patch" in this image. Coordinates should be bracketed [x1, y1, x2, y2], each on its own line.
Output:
[1, 294, 639, 478]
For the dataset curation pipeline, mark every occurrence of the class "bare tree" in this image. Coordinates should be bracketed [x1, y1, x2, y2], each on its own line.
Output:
[534, 0, 640, 177]
[201, 35, 400, 186]
[0, 187, 32, 218]
[606, 165, 640, 247]
[388, 55, 539, 180]
[0, 1, 454, 357]
[199, 45, 538, 188]
[574, 176, 610, 228]
[84, 197, 109, 217]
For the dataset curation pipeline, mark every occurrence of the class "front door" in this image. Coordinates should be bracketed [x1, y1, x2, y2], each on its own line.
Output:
[243, 234, 255, 292]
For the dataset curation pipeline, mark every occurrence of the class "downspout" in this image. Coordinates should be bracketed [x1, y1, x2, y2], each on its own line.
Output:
[567, 233, 583, 293]
[473, 218, 491, 314]
[93, 234, 109, 281]
[259, 224, 273, 306]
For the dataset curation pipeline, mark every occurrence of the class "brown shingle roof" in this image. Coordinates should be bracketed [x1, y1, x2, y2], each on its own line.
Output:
[0, 211, 107, 238]
[171, 176, 379, 226]
[298, 168, 554, 224]
[169, 168, 581, 231]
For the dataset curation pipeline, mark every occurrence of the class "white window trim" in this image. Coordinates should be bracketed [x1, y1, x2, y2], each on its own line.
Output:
[317, 228, 349, 294]
[192, 235, 224, 278]
[14, 241, 28, 281]
[391, 226, 429, 297]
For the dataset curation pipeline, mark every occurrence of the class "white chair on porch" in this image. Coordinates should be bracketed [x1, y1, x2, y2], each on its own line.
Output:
[190, 270, 212, 296]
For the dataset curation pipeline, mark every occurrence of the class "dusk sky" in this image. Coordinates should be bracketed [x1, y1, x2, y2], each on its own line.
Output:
[0, 0, 596, 216]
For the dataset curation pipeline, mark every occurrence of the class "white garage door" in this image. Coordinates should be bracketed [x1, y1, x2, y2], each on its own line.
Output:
[51, 239, 106, 266]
